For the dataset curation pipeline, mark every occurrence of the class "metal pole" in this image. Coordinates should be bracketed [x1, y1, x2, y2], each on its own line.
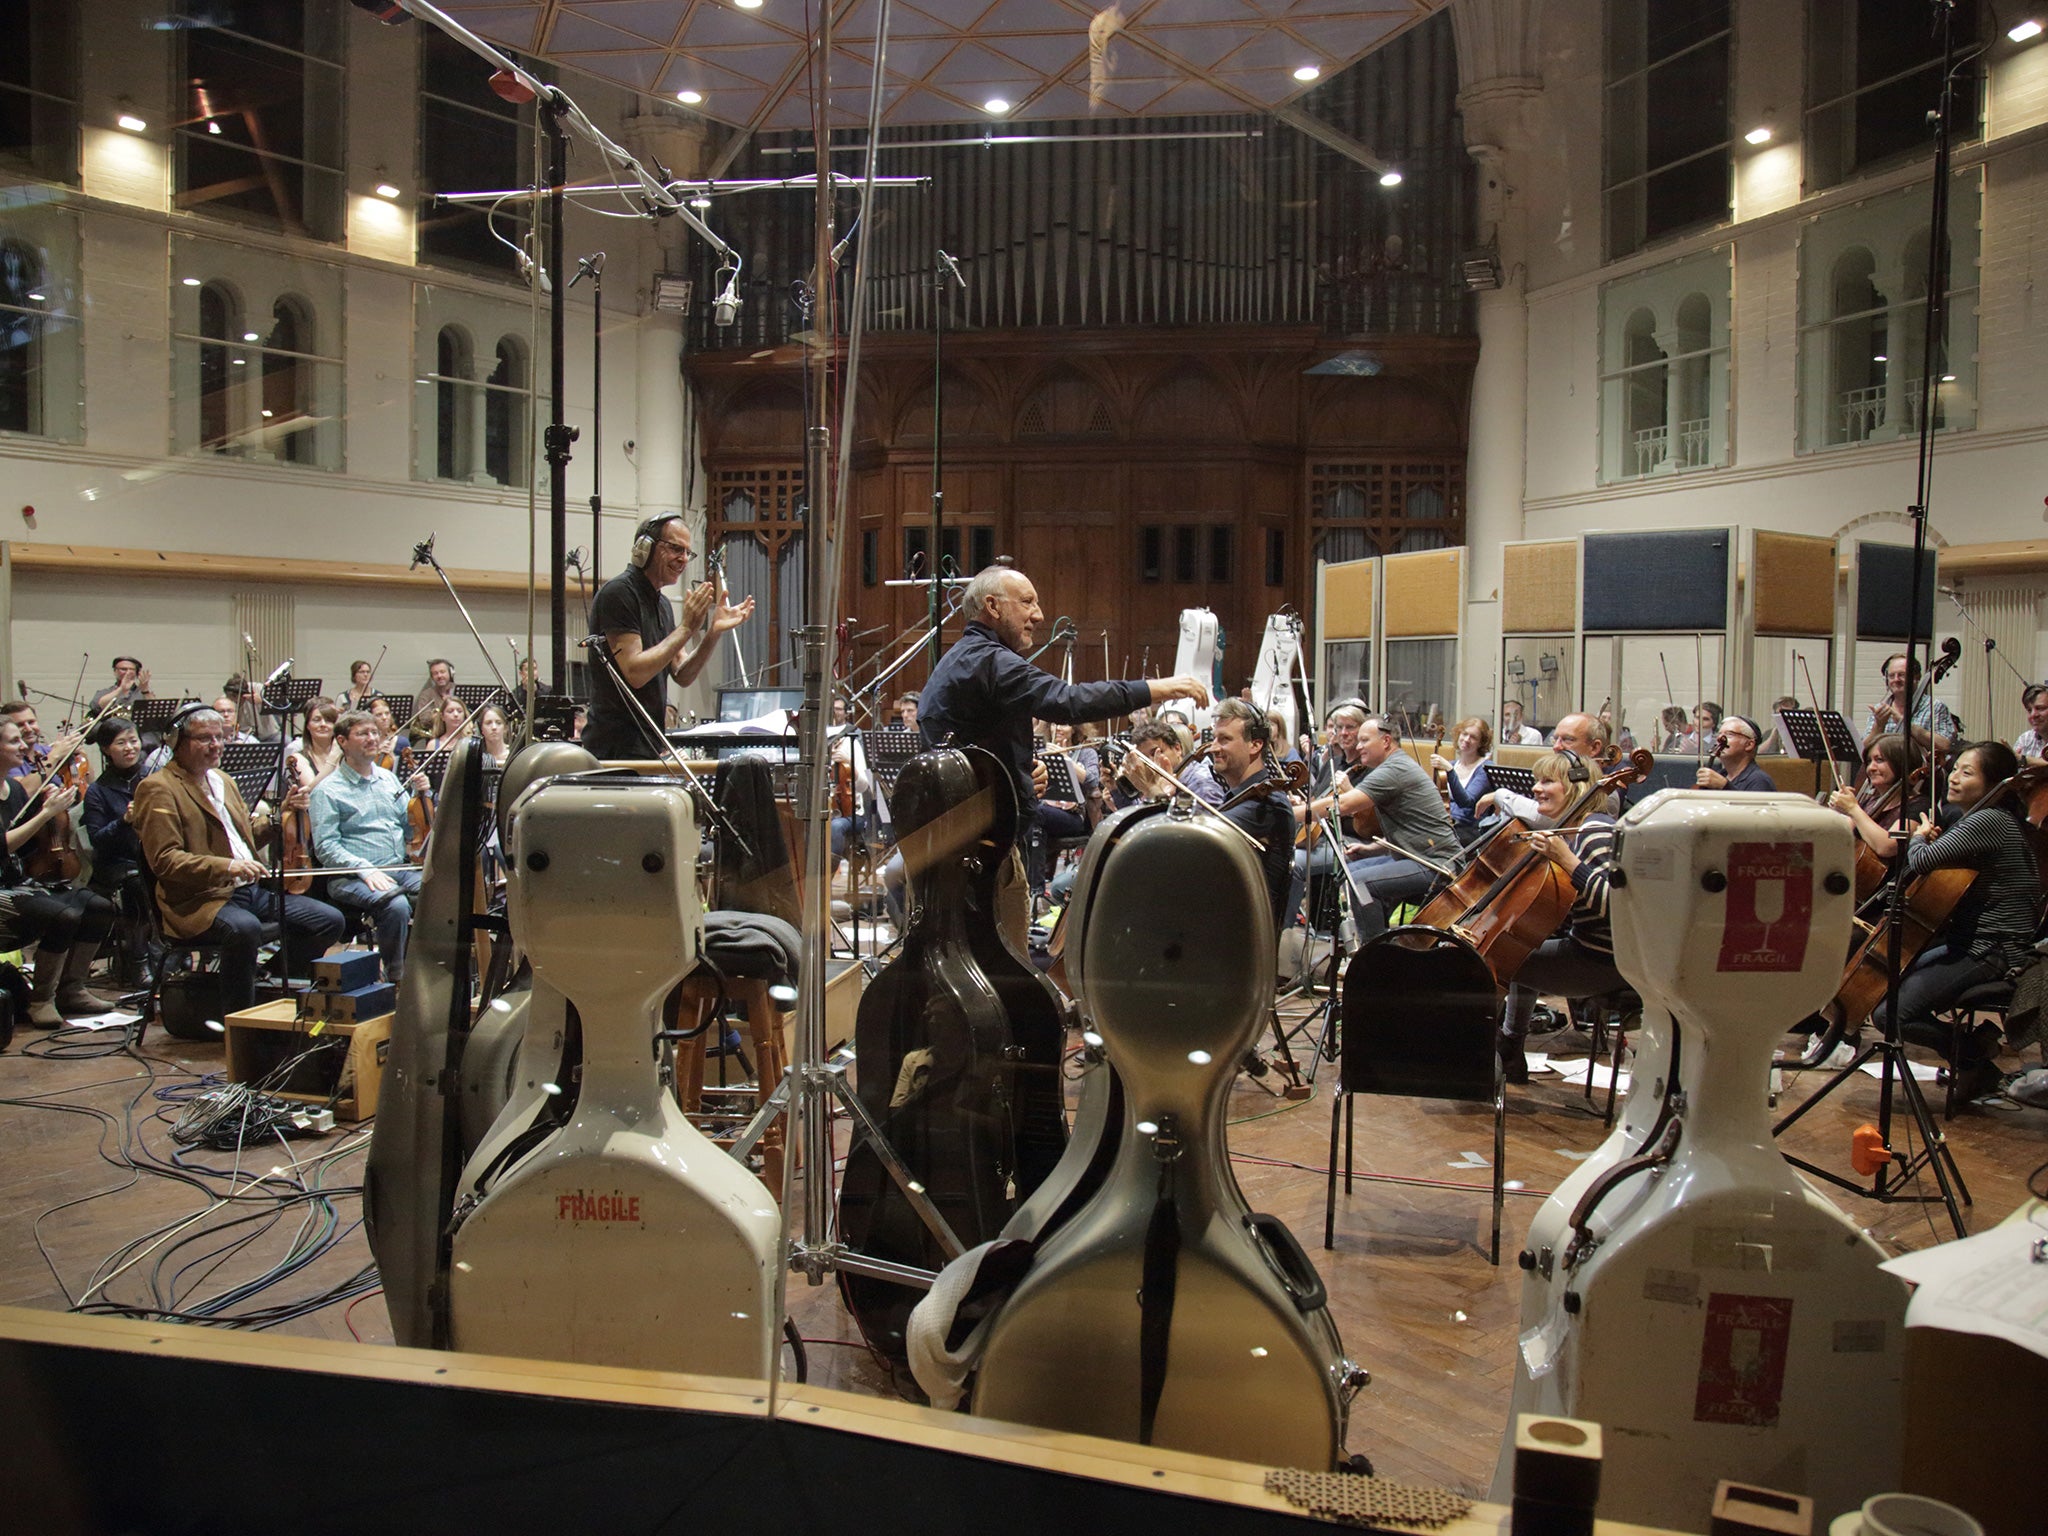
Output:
[541, 100, 576, 693]
[928, 259, 945, 666]
[590, 262, 602, 577]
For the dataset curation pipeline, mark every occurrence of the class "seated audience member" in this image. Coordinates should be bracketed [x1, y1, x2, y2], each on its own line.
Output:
[131, 706, 345, 1016]
[0, 718, 121, 1024]
[1695, 715, 1775, 792]
[311, 710, 430, 984]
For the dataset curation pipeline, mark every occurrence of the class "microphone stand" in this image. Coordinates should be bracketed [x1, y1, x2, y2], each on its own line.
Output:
[1944, 587, 2027, 741]
[568, 253, 605, 576]
[410, 534, 528, 746]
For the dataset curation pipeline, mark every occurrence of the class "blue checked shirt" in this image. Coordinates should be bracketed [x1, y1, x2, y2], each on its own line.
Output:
[309, 759, 412, 873]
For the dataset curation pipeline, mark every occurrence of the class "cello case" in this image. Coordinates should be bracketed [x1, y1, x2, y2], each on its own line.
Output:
[1173, 607, 1219, 732]
[972, 798, 1366, 1466]
[445, 775, 780, 1379]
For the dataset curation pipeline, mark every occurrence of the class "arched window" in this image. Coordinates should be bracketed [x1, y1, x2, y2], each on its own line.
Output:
[1673, 292, 1712, 467]
[1827, 247, 1884, 443]
[1622, 307, 1667, 474]
[484, 334, 526, 487]
[435, 324, 473, 479]
[267, 295, 314, 464]
[0, 238, 46, 435]
[198, 281, 240, 453]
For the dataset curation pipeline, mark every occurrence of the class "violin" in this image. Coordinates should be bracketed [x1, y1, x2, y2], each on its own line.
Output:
[833, 756, 855, 818]
[281, 751, 314, 894]
[400, 744, 436, 862]
[1408, 749, 1655, 986]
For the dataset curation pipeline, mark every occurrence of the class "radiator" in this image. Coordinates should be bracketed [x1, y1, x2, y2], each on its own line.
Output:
[232, 589, 296, 691]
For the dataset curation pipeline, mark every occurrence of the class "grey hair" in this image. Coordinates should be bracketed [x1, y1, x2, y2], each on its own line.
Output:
[961, 564, 1021, 621]
[172, 706, 227, 745]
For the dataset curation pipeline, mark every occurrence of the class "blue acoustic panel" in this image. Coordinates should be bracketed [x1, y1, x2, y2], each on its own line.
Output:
[1582, 529, 1731, 632]
[1854, 542, 1938, 640]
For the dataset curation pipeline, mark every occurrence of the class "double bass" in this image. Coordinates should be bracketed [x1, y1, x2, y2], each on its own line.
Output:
[837, 745, 1068, 1363]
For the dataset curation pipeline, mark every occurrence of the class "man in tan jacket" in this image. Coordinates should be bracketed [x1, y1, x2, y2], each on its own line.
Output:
[132, 705, 344, 1016]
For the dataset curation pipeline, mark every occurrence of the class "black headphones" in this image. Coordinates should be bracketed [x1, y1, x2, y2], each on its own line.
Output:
[629, 514, 684, 570]
[168, 699, 216, 743]
[1555, 746, 1591, 784]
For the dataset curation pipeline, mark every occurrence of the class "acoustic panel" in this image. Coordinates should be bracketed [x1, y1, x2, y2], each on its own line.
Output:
[1381, 548, 1462, 637]
[1501, 540, 1577, 634]
[1752, 531, 1838, 637]
[1855, 541, 1938, 641]
[1320, 557, 1376, 641]
[1582, 529, 1731, 633]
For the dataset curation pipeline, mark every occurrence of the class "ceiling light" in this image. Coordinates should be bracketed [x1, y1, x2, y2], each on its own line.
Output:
[181, 277, 201, 286]
[117, 113, 147, 132]
[1378, 169, 1403, 187]
[374, 182, 400, 198]
[983, 97, 1010, 114]
[261, 409, 274, 418]
[1293, 64, 1320, 82]
[232, 358, 246, 366]
[26, 292, 44, 302]
[243, 331, 260, 342]
[1744, 125, 1773, 145]
[676, 89, 703, 104]
[207, 120, 222, 135]
[689, 193, 712, 209]
[1942, 373, 1957, 382]
[2009, 18, 2043, 40]
[1872, 354, 1887, 362]
[734, 0, 762, 8]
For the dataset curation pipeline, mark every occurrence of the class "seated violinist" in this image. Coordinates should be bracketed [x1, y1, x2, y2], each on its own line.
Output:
[1290, 713, 1457, 935]
[310, 711, 431, 984]
[1431, 715, 1497, 847]
[1479, 713, 1610, 826]
[83, 716, 153, 986]
[1694, 715, 1775, 792]
[1884, 740, 2040, 1101]
[288, 698, 344, 786]
[419, 694, 471, 752]
[1829, 734, 1927, 864]
[1, 700, 81, 786]
[131, 705, 345, 1017]
[366, 694, 407, 762]
[1498, 751, 1625, 1082]
[0, 716, 120, 1025]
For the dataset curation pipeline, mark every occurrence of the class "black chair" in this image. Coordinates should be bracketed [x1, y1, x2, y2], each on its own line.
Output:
[1574, 985, 1643, 1127]
[137, 862, 281, 1041]
[1931, 975, 2015, 1119]
[1324, 926, 1505, 1264]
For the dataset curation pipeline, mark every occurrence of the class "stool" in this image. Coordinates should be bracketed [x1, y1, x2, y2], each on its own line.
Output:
[1577, 986, 1642, 1127]
[669, 973, 790, 1199]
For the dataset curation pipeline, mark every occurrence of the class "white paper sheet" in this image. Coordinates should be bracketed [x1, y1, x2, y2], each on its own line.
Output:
[1880, 1214, 2048, 1362]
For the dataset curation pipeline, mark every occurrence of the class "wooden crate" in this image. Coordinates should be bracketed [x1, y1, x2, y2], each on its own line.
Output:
[221, 998, 392, 1123]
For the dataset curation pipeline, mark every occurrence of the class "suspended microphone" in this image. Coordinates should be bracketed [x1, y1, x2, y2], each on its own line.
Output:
[936, 249, 966, 289]
[410, 534, 437, 572]
[568, 252, 605, 288]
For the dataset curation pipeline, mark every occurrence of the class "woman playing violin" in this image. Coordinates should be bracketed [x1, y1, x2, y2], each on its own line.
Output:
[366, 695, 405, 765]
[1885, 740, 2039, 1100]
[1431, 714, 1496, 848]
[1828, 734, 1927, 863]
[340, 659, 378, 713]
[1497, 751, 1624, 1083]
[425, 695, 473, 753]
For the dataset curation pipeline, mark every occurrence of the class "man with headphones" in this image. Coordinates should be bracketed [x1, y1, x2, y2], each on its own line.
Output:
[584, 513, 755, 759]
[131, 703, 346, 1017]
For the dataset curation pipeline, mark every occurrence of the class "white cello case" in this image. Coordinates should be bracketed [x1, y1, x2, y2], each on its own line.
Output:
[1495, 791, 1905, 1532]
[1173, 607, 1218, 731]
[1249, 613, 1302, 746]
[971, 800, 1362, 1465]
[447, 776, 781, 1380]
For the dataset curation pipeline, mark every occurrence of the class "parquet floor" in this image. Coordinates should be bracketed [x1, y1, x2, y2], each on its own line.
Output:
[1, 1000, 2041, 1499]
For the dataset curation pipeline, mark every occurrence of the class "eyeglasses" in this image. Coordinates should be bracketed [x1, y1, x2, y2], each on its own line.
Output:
[656, 540, 692, 556]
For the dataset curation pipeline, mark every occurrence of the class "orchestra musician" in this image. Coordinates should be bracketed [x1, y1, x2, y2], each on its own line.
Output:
[1478, 712, 1611, 826]
[917, 563, 1208, 944]
[130, 706, 346, 1018]
[1694, 715, 1775, 792]
[340, 659, 378, 712]
[1431, 715, 1496, 847]
[0, 716, 121, 1025]
[583, 513, 754, 760]
[1828, 734, 1926, 862]
[411, 659, 458, 732]
[1863, 652, 1955, 757]
[1290, 713, 1457, 937]
[423, 694, 473, 753]
[1210, 698, 1296, 926]
[88, 656, 152, 715]
[1887, 741, 2041, 1101]
[288, 697, 344, 786]
[1500, 699, 1542, 747]
[474, 703, 513, 769]
[0, 700, 82, 787]
[2014, 681, 2047, 765]
[82, 716, 153, 986]
[1656, 705, 1690, 752]
[1111, 723, 1186, 811]
[310, 710, 432, 985]
[1496, 751, 1623, 1083]
[366, 694, 406, 762]
[1678, 701, 1723, 757]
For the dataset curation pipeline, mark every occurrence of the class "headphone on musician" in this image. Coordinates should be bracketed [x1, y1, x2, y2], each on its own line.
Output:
[1556, 746, 1591, 784]
[629, 514, 685, 570]
[168, 698, 217, 746]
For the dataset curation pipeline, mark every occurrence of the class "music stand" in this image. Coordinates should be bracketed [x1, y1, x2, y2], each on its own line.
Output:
[129, 698, 201, 739]
[219, 741, 287, 807]
[451, 683, 504, 713]
[862, 729, 925, 798]
[1484, 763, 1536, 798]
[412, 748, 457, 796]
[1039, 753, 1079, 804]
[1774, 708, 1859, 784]
[263, 677, 323, 728]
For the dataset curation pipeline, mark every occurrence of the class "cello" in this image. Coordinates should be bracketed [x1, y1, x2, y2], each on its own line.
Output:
[1408, 749, 1655, 985]
[838, 745, 1067, 1363]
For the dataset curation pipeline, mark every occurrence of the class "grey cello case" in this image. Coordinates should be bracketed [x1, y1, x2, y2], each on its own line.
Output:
[971, 798, 1367, 1467]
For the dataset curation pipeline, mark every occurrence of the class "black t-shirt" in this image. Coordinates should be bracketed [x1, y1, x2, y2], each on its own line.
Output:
[1, 779, 30, 886]
[584, 566, 675, 758]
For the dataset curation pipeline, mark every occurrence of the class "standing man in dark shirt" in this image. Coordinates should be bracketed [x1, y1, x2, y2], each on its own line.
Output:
[1210, 699, 1296, 927]
[584, 514, 754, 759]
[918, 563, 1207, 940]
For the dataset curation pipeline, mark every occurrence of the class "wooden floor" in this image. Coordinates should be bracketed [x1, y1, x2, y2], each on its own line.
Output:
[1, 998, 2041, 1498]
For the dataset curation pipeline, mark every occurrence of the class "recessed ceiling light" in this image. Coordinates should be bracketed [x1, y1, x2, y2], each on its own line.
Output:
[1293, 65, 1321, 82]
[243, 331, 259, 342]
[1744, 125, 1773, 145]
[2009, 18, 2043, 40]
[117, 114, 147, 132]
[676, 89, 702, 104]
[374, 182, 400, 198]
[983, 97, 1010, 114]
[231, 358, 246, 366]
[26, 292, 44, 302]
[1378, 169, 1403, 187]
[1941, 373, 1957, 382]
[181, 277, 201, 286]
[734, 0, 762, 8]
[207, 120, 222, 136]
[261, 409, 274, 418]
[1873, 354, 1888, 363]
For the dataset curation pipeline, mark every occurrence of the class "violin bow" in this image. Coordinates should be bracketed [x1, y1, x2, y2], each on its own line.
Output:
[1795, 650, 1842, 799]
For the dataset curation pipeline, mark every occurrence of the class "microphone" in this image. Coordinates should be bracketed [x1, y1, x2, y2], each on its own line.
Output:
[516, 250, 552, 293]
[568, 252, 605, 288]
[712, 262, 742, 327]
[410, 534, 436, 572]
[263, 658, 293, 689]
[936, 249, 966, 289]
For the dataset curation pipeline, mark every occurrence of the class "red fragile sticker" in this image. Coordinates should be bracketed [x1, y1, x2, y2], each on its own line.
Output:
[1694, 1292, 1794, 1427]
[1715, 841, 1814, 973]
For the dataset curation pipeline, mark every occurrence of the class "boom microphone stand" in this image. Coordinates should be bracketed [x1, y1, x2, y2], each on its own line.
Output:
[1774, 2, 1968, 1238]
